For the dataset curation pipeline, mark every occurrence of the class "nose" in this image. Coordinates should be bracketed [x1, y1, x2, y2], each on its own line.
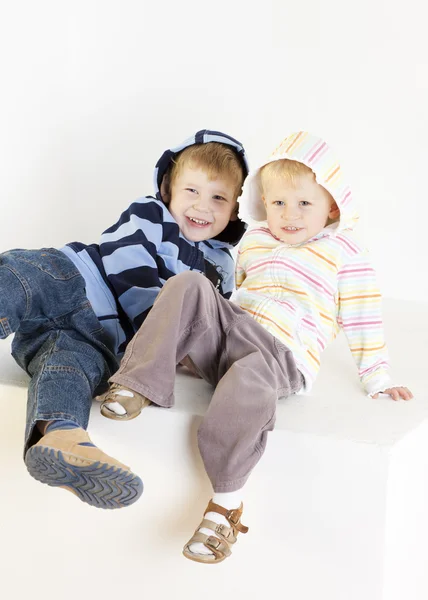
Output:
[281, 205, 299, 220]
[193, 195, 211, 213]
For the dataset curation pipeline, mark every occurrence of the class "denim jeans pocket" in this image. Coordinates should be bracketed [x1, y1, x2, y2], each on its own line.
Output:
[16, 248, 81, 281]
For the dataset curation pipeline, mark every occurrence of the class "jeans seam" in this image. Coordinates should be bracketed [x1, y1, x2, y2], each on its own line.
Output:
[44, 365, 91, 378]
[3, 264, 31, 320]
[51, 331, 104, 390]
[33, 330, 59, 418]
[35, 412, 82, 421]
[0, 317, 12, 337]
[17, 256, 81, 281]
[51, 300, 93, 324]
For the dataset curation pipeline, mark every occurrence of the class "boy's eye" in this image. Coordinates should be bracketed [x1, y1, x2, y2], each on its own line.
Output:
[213, 195, 227, 202]
[186, 188, 197, 194]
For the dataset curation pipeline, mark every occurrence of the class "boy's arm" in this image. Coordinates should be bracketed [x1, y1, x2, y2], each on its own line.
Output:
[337, 252, 393, 396]
[99, 198, 164, 330]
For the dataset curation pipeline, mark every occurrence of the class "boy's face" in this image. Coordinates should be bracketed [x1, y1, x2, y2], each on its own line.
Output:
[262, 173, 339, 244]
[169, 166, 238, 242]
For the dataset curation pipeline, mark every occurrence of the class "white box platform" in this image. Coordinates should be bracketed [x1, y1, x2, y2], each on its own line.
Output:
[0, 298, 427, 600]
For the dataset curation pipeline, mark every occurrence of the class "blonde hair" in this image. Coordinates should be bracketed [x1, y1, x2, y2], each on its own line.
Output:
[259, 159, 315, 194]
[259, 158, 339, 224]
[166, 143, 245, 202]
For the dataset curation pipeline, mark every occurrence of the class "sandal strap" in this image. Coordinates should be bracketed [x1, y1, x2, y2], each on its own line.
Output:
[102, 387, 151, 413]
[205, 501, 249, 534]
[200, 518, 237, 544]
[205, 535, 232, 557]
[186, 531, 232, 559]
[103, 384, 132, 402]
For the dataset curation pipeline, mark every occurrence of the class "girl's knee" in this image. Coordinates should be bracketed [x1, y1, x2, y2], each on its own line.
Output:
[165, 271, 211, 293]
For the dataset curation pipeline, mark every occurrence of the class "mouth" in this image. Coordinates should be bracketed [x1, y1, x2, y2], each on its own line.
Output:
[186, 216, 212, 228]
[282, 226, 302, 233]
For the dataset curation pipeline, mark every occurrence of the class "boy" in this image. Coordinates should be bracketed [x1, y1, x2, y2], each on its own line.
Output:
[0, 129, 249, 509]
[96, 131, 412, 560]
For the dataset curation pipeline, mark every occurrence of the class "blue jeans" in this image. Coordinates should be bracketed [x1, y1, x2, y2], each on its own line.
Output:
[0, 248, 119, 452]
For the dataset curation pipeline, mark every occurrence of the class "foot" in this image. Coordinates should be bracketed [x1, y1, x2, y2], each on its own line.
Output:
[96, 383, 151, 421]
[183, 494, 248, 563]
[25, 426, 143, 509]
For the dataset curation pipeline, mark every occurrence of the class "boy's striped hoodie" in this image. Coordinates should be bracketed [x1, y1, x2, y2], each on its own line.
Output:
[60, 130, 249, 356]
[235, 131, 391, 396]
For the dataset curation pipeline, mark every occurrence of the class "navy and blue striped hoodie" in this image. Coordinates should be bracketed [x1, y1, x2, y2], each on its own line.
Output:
[60, 130, 249, 355]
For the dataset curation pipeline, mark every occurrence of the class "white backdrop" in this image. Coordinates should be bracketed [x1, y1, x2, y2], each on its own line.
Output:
[1, 0, 427, 302]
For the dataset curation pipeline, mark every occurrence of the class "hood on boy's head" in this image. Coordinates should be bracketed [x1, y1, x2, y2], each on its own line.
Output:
[239, 131, 359, 233]
[153, 129, 250, 246]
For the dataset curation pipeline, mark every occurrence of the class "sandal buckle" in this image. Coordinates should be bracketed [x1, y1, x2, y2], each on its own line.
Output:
[206, 536, 221, 550]
[215, 524, 230, 539]
[227, 509, 240, 525]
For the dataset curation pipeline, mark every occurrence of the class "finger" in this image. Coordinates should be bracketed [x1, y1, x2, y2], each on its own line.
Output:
[398, 388, 409, 400]
[401, 388, 413, 401]
[372, 393, 379, 399]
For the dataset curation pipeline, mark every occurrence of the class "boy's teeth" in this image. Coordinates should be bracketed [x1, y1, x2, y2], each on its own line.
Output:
[190, 218, 209, 225]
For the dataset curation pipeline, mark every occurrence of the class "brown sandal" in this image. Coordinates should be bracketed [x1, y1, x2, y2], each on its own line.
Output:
[182, 500, 249, 564]
[95, 383, 151, 421]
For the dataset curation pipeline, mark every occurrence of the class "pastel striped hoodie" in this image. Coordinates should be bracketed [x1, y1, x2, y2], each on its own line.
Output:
[235, 131, 391, 396]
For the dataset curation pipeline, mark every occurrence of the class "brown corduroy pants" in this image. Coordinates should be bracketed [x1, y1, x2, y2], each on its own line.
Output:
[110, 271, 303, 492]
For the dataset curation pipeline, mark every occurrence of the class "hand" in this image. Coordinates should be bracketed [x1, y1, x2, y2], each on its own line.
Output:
[372, 387, 413, 401]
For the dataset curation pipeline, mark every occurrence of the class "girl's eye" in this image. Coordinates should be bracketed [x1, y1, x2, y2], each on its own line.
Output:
[300, 201, 310, 206]
[274, 201, 284, 206]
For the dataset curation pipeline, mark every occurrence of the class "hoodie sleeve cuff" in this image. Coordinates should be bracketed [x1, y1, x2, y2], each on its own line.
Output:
[364, 374, 393, 397]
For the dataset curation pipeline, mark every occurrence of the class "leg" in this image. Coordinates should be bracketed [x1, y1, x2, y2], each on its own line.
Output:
[22, 327, 143, 509]
[0, 248, 87, 337]
[198, 316, 302, 491]
[186, 306, 302, 561]
[107, 271, 303, 559]
[23, 328, 109, 449]
[0, 248, 116, 446]
[0, 249, 142, 508]
[108, 271, 237, 406]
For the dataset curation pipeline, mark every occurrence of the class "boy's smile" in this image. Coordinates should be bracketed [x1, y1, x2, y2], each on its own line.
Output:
[262, 173, 339, 244]
[169, 167, 238, 242]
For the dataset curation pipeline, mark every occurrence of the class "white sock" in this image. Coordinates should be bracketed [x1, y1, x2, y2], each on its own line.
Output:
[103, 389, 134, 416]
[188, 490, 243, 556]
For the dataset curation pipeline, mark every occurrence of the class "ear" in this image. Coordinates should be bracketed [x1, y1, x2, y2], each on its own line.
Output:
[229, 205, 239, 222]
[329, 201, 340, 220]
[160, 174, 171, 204]
[262, 195, 267, 206]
